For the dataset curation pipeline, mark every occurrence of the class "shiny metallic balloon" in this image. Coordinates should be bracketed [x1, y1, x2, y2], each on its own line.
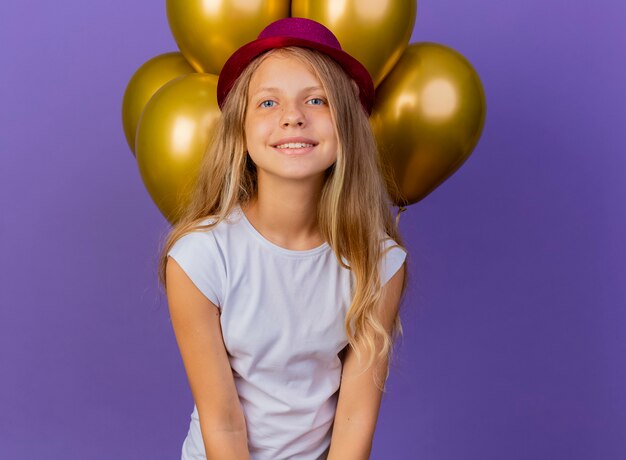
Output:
[135, 74, 221, 223]
[122, 52, 195, 155]
[371, 43, 486, 206]
[291, 0, 417, 86]
[166, 0, 290, 75]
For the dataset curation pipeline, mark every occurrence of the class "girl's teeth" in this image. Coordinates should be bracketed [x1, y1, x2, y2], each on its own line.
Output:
[275, 143, 314, 149]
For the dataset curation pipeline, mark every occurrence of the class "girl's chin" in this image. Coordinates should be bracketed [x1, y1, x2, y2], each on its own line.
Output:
[256, 167, 330, 183]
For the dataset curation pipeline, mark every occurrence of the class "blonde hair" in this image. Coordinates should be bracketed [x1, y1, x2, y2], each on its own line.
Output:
[157, 47, 409, 391]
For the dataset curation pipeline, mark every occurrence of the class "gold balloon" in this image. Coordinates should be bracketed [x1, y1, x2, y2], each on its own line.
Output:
[166, 0, 290, 75]
[121, 52, 195, 155]
[135, 74, 221, 223]
[370, 43, 486, 206]
[291, 0, 417, 86]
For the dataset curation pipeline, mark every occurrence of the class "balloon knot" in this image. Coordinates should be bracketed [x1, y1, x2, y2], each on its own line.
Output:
[395, 205, 407, 227]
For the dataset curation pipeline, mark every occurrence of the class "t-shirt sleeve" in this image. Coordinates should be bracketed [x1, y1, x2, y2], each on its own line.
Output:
[167, 231, 226, 309]
[380, 237, 407, 287]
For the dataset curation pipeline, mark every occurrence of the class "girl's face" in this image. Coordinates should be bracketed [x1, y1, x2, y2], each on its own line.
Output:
[244, 53, 338, 184]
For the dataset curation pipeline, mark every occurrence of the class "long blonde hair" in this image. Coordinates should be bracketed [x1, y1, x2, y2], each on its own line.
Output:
[158, 47, 409, 390]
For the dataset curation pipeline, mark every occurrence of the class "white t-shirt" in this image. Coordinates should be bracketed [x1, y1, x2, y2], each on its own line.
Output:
[167, 204, 407, 460]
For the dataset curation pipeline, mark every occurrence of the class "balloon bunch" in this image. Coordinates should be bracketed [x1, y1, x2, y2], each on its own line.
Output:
[122, 0, 486, 223]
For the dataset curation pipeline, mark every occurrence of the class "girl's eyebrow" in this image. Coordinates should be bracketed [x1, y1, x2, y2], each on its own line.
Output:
[251, 86, 325, 96]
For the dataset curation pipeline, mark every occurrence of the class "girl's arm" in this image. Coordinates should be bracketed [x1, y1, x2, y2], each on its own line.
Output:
[166, 257, 251, 460]
[327, 263, 406, 460]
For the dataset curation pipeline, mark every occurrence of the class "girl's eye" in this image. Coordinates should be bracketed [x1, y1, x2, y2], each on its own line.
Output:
[307, 98, 326, 106]
[260, 100, 276, 108]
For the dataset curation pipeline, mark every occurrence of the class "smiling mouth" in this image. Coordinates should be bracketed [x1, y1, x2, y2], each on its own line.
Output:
[273, 142, 317, 149]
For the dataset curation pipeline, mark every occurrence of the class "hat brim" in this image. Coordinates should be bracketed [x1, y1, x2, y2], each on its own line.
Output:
[217, 36, 375, 115]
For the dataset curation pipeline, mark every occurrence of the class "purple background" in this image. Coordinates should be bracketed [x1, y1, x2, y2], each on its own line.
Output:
[1, 1, 624, 459]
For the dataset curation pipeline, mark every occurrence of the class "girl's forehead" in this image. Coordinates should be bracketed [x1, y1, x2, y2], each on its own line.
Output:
[250, 53, 321, 87]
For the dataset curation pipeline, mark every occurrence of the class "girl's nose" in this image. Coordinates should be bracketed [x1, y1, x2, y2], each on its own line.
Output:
[280, 104, 305, 127]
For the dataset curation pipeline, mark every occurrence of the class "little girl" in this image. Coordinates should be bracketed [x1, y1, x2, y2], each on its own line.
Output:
[159, 17, 409, 460]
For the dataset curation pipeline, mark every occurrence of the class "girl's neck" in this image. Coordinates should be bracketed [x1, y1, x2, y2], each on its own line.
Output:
[241, 174, 325, 251]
